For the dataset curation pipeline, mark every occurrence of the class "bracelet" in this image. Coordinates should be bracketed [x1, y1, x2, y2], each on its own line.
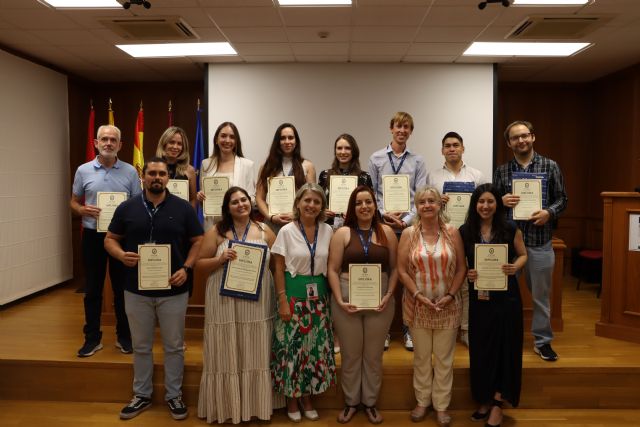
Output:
[412, 289, 420, 298]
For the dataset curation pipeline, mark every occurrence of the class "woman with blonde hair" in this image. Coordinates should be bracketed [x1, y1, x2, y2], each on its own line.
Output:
[397, 186, 466, 427]
[156, 126, 197, 208]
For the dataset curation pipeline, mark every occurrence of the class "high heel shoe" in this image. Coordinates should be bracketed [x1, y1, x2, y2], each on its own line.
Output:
[484, 399, 503, 427]
[436, 411, 451, 427]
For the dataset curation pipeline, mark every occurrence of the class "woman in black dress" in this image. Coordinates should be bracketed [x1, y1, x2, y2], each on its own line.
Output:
[459, 183, 527, 427]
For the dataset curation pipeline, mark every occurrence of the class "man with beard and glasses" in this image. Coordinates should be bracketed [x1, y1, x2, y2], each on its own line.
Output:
[104, 157, 203, 420]
[70, 124, 141, 357]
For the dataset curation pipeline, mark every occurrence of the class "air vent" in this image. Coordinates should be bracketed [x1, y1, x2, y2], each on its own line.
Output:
[506, 15, 611, 40]
[100, 16, 198, 41]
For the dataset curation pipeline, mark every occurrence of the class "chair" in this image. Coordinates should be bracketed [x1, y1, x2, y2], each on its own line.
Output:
[575, 249, 603, 297]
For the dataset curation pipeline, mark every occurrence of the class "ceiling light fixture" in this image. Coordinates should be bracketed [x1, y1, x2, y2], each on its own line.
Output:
[463, 41, 591, 56]
[277, 0, 351, 6]
[38, 0, 122, 8]
[123, 0, 151, 9]
[116, 42, 237, 58]
[512, 0, 590, 5]
[478, 0, 510, 10]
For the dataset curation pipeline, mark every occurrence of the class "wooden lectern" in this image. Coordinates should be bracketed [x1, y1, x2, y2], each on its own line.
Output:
[595, 192, 640, 344]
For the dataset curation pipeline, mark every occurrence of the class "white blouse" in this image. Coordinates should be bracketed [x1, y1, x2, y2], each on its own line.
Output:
[271, 222, 333, 277]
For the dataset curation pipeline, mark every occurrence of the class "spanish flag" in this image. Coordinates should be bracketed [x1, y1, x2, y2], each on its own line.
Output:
[85, 102, 95, 162]
[108, 98, 114, 125]
[133, 103, 144, 177]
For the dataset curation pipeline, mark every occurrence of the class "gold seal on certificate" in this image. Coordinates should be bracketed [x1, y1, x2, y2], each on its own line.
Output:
[474, 244, 508, 291]
[96, 191, 127, 232]
[168, 179, 189, 202]
[382, 174, 410, 212]
[348, 263, 382, 310]
[445, 192, 472, 229]
[512, 178, 542, 220]
[203, 176, 230, 217]
[220, 241, 267, 301]
[329, 175, 358, 214]
[268, 175, 295, 216]
[138, 244, 171, 290]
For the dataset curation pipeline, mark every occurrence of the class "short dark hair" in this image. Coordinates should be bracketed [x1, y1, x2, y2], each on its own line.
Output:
[442, 131, 463, 146]
[142, 156, 168, 175]
[504, 120, 534, 141]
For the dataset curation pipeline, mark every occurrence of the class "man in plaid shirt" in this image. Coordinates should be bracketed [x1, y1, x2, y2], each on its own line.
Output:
[493, 120, 567, 362]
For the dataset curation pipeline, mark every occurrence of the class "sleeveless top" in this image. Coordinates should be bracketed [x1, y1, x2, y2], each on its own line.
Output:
[167, 162, 187, 180]
[340, 227, 389, 273]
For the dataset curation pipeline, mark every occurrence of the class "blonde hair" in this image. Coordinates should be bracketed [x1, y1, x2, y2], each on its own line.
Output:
[156, 126, 191, 177]
[293, 183, 327, 222]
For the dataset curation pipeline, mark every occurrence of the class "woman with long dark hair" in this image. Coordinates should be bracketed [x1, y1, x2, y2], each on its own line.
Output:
[327, 185, 396, 424]
[256, 123, 316, 230]
[197, 122, 255, 230]
[459, 183, 527, 427]
[196, 186, 281, 423]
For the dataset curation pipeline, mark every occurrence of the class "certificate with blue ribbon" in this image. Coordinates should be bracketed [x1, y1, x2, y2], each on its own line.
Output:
[220, 240, 267, 301]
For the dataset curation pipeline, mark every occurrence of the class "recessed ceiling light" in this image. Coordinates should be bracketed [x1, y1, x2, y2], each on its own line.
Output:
[512, 0, 590, 5]
[277, 0, 352, 6]
[463, 42, 591, 57]
[38, 0, 122, 8]
[117, 42, 237, 58]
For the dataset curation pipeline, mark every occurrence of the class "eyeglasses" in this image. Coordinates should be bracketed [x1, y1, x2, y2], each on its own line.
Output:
[509, 132, 532, 143]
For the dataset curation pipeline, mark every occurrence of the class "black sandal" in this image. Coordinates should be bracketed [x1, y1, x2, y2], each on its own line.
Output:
[484, 399, 503, 427]
[365, 406, 383, 425]
[470, 407, 490, 422]
[337, 405, 358, 424]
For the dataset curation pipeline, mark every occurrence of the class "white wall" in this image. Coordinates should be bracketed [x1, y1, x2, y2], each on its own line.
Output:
[0, 49, 72, 305]
[207, 63, 494, 179]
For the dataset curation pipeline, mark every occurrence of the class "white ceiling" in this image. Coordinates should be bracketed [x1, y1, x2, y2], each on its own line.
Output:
[0, 0, 639, 82]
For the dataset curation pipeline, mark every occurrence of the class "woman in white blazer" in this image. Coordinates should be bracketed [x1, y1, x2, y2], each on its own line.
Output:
[197, 122, 256, 230]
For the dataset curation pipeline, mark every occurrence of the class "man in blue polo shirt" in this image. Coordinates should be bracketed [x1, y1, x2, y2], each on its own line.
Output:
[70, 124, 141, 357]
[105, 157, 203, 420]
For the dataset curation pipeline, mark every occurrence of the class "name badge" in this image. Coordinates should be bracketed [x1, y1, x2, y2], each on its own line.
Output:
[478, 290, 490, 301]
[306, 283, 319, 300]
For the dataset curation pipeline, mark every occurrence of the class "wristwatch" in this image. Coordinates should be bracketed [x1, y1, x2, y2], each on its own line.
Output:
[182, 265, 193, 274]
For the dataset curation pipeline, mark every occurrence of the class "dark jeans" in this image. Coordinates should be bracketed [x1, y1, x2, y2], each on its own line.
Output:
[81, 229, 130, 343]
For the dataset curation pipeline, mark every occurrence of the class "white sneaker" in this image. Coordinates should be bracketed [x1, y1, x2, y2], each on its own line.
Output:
[403, 332, 414, 351]
[384, 334, 390, 351]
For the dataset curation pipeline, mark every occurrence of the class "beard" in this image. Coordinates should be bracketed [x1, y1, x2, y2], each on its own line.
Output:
[148, 182, 165, 194]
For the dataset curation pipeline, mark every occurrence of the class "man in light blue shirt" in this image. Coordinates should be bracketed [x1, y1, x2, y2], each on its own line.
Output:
[70, 124, 141, 357]
[368, 112, 427, 351]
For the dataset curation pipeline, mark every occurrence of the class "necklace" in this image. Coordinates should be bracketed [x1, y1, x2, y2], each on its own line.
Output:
[422, 230, 440, 255]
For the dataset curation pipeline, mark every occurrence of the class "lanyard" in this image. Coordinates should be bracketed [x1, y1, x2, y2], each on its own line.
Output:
[231, 221, 251, 242]
[387, 151, 408, 175]
[298, 221, 319, 276]
[141, 194, 162, 243]
[356, 225, 373, 262]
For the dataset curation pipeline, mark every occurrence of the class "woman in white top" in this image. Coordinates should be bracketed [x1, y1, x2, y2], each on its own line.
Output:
[156, 126, 197, 208]
[256, 123, 316, 230]
[197, 122, 256, 231]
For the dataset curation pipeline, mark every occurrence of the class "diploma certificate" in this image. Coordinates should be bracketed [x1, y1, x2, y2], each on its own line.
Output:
[445, 192, 472, 229]
[96, 191, 127, 232]
[348, 264, 382, 310]
[474, 244, 508, 291]
[329, 175, 358, 214]
[382, 174, 410, 212]
[168, 179, 189, 202]
[203, 176, 230, 217]
[138, 244, 171, 290]
[268, 176, 295, 216]
[220, 241, 267, 301]
[512, 178, 542, 220]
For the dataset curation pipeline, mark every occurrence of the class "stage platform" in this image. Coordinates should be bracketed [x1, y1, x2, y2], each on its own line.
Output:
[0, 275, 639, 419]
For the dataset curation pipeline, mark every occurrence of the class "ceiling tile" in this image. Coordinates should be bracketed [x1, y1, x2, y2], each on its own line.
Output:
[280, 7, 351, 27]
[406, 42, 468, 56]
[1, 9, 79, 30]
[352, 26, 417, 42]
[354, 6, 428, 26]
[243, 55, 296, 62]
[415, 26, 485, 43]
[207, 7, 281, 27]
[294, 55, 347, 62]
[291, 42, 349, 55]
[350, 54, 404, 62]
[423, 6, 502, 27]
[232, 42, 292, 55]
[285, 26, 350, 43]
[402, 55, 457, 63]
[30, 29, 106, 46]
[222, 27, 288, 43]
[351, 42, 408, 56]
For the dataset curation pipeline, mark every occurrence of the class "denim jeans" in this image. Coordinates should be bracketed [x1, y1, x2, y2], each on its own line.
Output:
[524, 241, 555, 347]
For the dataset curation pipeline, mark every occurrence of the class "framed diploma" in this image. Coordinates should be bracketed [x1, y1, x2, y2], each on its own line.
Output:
[202, 176, 230, 217]
[445, 192, 472, 229]
[348, 263, 382, 310]
[268, 176, 295, 216]
[512, 178, 542, 220]
[96, 191, 127, 232]
[138, 244, 171, 290]
[168, 179, 189, 202]
[474, 244, 508, 291]
[329, 175, 358, 214]
[382, 174, 410, 212]
[220, 240, 267, 301]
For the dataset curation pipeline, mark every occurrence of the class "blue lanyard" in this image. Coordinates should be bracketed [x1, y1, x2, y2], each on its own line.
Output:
[231, 221, 251, 242]
[140, 194, 162, 243]
[387, 151, 408, 175]
[356, 225, 373, 262]
[298, 221, 319, 276]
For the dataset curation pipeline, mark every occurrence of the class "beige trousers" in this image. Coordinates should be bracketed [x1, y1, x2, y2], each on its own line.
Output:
[332, 273, 394, 407]
[461, 284, 469, 331]
[410, 326, 458, 411]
